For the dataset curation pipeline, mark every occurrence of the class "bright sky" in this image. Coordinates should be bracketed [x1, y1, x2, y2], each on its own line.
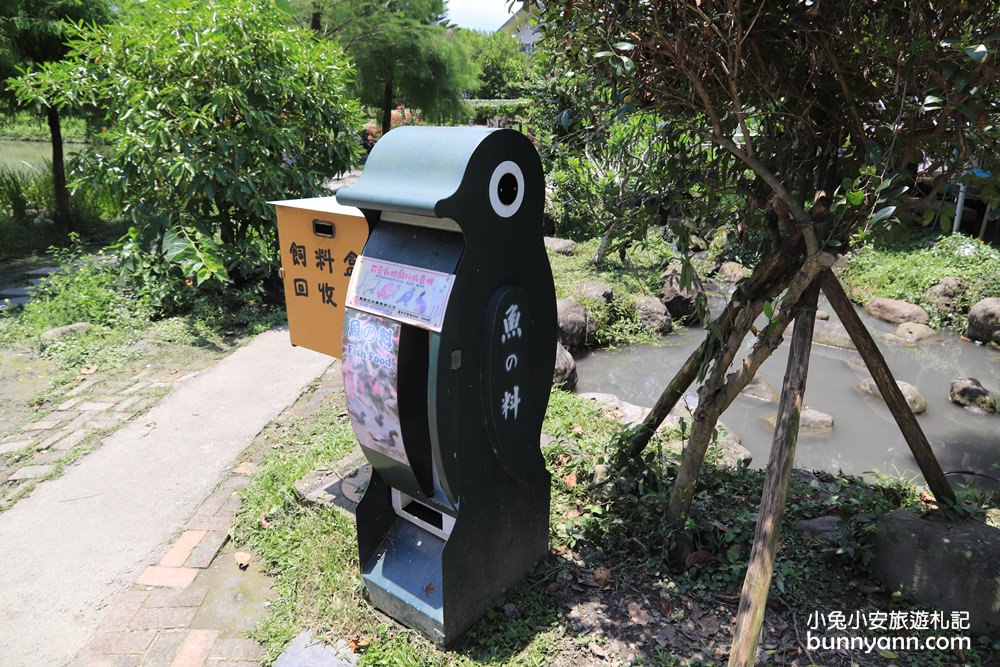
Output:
[446, 0, 523, 32]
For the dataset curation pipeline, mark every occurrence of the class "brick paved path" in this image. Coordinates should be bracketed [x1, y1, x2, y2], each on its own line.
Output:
[0, 328, 332, 667]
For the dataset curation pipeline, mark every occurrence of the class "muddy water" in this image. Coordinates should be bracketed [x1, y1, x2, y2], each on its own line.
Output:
[575, 297, 1000, 488]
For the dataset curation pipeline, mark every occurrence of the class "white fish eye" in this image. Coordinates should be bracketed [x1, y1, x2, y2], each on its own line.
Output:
[489, 161, 524, 218]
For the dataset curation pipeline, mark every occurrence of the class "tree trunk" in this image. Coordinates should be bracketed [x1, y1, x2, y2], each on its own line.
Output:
[663, 252, 833, 527]
[728, 280, 821, 667]
[381, 77, 393, 137]
[819, 270, 957, 507]
[47, 106, 72, 235]
[626, 235, 807, 459]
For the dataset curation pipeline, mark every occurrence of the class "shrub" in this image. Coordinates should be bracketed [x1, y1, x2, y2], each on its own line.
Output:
[11, 0, 362, 312]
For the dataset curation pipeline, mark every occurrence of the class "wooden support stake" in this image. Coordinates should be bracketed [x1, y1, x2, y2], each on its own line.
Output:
[819, 271, 956, 506]
[728, 281, 820, 667]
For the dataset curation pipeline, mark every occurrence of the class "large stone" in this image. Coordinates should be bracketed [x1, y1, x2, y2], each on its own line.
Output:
[863, 297, 930, 325]
[660, 261, 704, 322]
[631, 295, 673, 336]
[949, 377, 997, 414]
[881, 322, 940, 345]
[796, 516, 844, 542]
[856, 378, 927, 414]
[967, 297, 1000, 345]
[810, 319, 856, 350]
[557, 298, 596, 351]
[874, 510, 1000, 635]
[923, 276, 967, 317]
[573, 392, 752, 466]
[40, 322, 92, 342]
[717, 261, 749, 283]
[576, 392, 650, 426]
[713, 427, 753, 469]
[575, 282, 616, 304]
[761, 406, 834, 436]
[544, 237, 578, 255]
[553, 342, 578, 391]
[739, 375, 779, 403]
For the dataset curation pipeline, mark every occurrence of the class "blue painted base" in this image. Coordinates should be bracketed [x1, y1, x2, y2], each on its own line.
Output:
[362, 519, 446, 642]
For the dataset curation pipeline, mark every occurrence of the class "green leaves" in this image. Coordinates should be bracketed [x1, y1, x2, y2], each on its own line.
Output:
[10, 0, 362, 311]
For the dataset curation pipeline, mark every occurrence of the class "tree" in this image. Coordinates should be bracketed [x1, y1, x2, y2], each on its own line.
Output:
[11, 0, 361, 311]
[534, 0, 998, 522]
[0, 0, 111, 234]
[302, 0, 477, 135]
[457, 29, 532, 100]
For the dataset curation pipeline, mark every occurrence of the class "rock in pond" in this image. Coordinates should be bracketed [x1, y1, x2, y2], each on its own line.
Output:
[881, 322, 940, 345]
[660, 260, 704, 322]
[631, 295, 673, 336]
[760, 407, 834, 436]
[553, 342, 578, 391]
[863, 297, 930, 325]
[967, 297, 1000, 345]
[948, 377, 997, 414]
[790, 319, 856, 350]
[557, 298, 596, 352]
[717, 261, 748, 283]
[856, 378, 927, 414]
[740, 375, 779, 403]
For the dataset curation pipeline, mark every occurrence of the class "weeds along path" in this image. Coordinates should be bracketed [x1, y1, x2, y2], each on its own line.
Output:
[0, 327, 331, 667]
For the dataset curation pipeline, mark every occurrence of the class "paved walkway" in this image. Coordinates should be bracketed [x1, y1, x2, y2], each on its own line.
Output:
[0, 328, 333, 667]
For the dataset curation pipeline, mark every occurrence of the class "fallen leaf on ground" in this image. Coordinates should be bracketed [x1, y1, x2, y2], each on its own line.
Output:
[697, 615, 720, 637]
[80, 365, 98, 375]
[592, 567, 611, 588]
[684, 550, 715, 570]
[563, 472, 577, 489]
[564, 508, 582, 518]
[658, 598, 673, 616]
[571, 425, 584, 434]
[654, 625, 676, 647]
[348, 636, 371, 652]
[234, 551, 252, 570]
[628, 601, 650, 626]
[259, 513, 270, 529]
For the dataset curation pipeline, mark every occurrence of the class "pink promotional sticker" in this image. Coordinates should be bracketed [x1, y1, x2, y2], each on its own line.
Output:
[346, 256, 455, 331]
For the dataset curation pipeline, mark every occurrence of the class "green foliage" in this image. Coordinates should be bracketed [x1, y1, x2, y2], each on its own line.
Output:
[841, 232, 1000, 329]
[532, 1, 1000, 259]
[10, 0, 362, 312]
[0, 164, 116, 259]
[13, 236, 151, 334]
[465, 99, 531, 126]
[456, 29, 533, 100]
[304, 0, 476, 133]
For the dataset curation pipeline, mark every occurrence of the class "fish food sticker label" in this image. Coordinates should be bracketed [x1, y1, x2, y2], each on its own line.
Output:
[342, 310, 408, 466]
[345, 256, 456, 331]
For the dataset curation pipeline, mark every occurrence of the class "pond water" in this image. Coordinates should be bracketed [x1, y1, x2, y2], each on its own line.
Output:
[0, 140, 85, 172]
[575, 294, 1000, 490]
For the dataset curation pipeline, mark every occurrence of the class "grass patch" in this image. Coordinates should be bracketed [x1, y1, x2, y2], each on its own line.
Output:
[841, 232, 1000, 329]
[233, 387, 1000, 665]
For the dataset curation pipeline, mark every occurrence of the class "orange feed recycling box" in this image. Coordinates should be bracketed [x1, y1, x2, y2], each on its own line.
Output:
[272, 197, 369, 358]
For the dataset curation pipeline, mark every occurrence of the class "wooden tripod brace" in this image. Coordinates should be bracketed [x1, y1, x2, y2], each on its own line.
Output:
[727, 270, 957, 667]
